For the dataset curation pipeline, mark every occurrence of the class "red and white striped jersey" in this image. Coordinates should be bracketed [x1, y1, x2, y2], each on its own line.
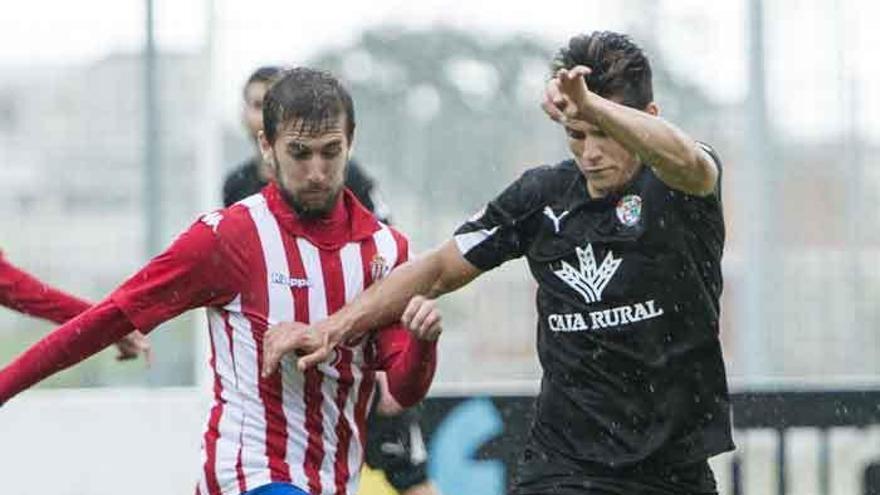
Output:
[111, 183, 412, 495]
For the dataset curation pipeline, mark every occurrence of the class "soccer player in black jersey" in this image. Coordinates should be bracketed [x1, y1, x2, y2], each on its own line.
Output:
[265, 31, 733, 494]
[224, 67, 439, 495]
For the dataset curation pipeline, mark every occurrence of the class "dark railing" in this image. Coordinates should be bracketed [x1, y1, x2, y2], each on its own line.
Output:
[730, 389, 880, 495]
[420, 388, 880, 495]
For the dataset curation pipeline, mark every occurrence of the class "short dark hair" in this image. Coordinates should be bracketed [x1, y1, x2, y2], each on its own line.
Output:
[242, 66, 284, 98]
[262, 67, 356, 144]
[552, 31, 653, 109]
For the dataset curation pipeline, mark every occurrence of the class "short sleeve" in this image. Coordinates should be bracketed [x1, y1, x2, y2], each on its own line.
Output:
[453, 167, 547, 271]
[697, 141, 723, 199]
[110, 217, 239, 332]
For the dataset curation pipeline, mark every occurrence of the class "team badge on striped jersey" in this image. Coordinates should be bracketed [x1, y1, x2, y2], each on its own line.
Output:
[370, 254, 390, 281]
[616, 194, 642, 227]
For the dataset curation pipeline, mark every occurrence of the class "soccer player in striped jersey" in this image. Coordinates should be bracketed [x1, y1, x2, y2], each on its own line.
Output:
[224, 66, 439, 495]
[0, 252, 149, 360]
[0, 67, 440, 495]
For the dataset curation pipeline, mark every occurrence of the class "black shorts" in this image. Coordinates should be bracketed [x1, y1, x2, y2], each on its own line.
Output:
[364, 403, 429, 491]
[511, 442, 718, 495]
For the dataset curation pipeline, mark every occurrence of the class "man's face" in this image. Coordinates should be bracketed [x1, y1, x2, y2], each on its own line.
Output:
[564, 99, 658, 198]
[259, 117, 350, 219]
[243, 81, 270, 140]
[565, 121, 641, 198]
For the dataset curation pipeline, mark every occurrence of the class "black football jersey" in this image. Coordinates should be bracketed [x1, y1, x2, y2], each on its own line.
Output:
[454, 144, 733, 467]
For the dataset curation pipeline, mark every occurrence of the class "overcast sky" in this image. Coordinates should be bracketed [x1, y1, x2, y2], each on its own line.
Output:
[0, 0, 877, 140]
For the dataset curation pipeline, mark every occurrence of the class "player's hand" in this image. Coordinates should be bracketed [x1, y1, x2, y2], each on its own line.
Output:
[401, 295, 442, 341]
[262, 321, 331, 377]
[542, 65, 593, 125]
[114, 331, 152, 364]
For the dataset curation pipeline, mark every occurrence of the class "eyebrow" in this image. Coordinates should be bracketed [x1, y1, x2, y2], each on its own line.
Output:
[286, 138, 344, 152]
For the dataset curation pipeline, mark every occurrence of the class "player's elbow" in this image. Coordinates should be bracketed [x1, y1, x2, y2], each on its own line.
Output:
[682, 156, 719, 197]
[655, 150, 718, 197]
[387, 386, 423, 409]
[386, 349, 437, 408]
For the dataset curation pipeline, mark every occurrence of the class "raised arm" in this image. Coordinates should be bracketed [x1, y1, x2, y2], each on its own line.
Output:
[544, 66, 718, 196]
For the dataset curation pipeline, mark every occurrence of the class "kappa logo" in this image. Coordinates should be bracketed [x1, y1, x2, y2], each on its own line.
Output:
[553, 243, 622, 304]
[543, 206, 570, 234]
[270, 272, 310, 288]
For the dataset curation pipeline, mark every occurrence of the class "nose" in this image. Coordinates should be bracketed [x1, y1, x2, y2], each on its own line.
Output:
[582, 140, 602, 166]
[304, 159, 328, 186]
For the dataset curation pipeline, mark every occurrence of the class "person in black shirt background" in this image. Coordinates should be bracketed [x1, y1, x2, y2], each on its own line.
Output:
[223, 66, 438, 495]
[265, 31, 733, 495]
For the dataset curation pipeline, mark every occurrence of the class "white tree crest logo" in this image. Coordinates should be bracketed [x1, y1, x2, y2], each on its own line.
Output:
[553, 244, 622, 303]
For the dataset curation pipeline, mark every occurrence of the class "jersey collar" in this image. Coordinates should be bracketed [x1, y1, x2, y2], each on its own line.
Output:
[262, 182, 381, 250]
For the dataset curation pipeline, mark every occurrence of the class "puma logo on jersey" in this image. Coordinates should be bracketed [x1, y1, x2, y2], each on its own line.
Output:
[553, 243, 622, 304]
[543, 206, 570, 234]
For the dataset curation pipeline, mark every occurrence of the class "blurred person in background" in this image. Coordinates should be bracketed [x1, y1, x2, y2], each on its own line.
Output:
[0, 250, 149, 361]
[264, 31, 732, 495]
[0, 68, 440, 495]
[225, 66, 439, 495]
[223, 66, 282, 208]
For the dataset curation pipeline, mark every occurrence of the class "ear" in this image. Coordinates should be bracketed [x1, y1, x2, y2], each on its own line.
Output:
[258, 130, 275, 168]
[645, 101, 660, 117]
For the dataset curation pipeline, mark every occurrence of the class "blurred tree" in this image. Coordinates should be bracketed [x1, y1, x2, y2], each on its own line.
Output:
[309, 27, 560, 247]
[307, 25, 727, 384]
[308, 26, 722, 247]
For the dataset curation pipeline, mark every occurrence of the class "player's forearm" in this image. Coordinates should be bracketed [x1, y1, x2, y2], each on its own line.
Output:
[384, 338, 437, 408]
[0, 258, 90, 323]
[0, 258, 91, 323]
[328, 248, 449, 344]
[0, 299, 135, 405]
[584, 94, 714, 194]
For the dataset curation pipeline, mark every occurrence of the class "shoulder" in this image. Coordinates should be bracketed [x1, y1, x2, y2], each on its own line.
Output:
[223, 159, 258, 185]
[195, 196, 268, 245]
[223, 158, 264, 206]
[490, 160, 579, 215]
[373, 222, 410, 263]
[518, 160, 579, 192]
[345, 159, 375, 191]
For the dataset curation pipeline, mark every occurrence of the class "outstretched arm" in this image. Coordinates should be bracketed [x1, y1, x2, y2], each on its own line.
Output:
[0, 216, 237, 405]
[262, 240, 478, 375]
[543, 66, 719, 196]
[0, 299, 136, 404]
[0, 255, 150, 362]
[0, 256, 90, 323]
